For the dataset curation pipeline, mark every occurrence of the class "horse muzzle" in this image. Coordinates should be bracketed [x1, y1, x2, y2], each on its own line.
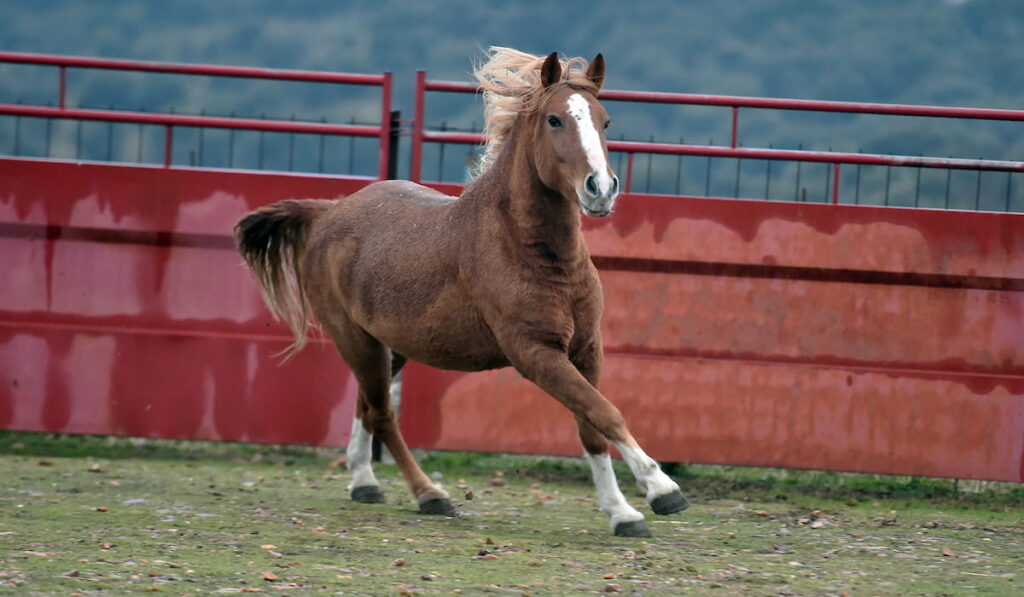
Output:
[578, 173, 620, 217]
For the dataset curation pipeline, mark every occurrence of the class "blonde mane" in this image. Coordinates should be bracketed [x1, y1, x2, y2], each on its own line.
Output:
[473, 47, 596, 176]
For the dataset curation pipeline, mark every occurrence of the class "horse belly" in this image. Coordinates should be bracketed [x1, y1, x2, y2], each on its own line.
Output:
[365, 292, 509, 373]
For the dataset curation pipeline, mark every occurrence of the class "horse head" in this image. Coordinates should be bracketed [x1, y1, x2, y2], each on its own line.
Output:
[530, 52, 620, 217]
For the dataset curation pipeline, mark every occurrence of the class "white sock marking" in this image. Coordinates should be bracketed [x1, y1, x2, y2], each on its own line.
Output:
[584, 452, 645, 530]
[346, 417, 379, 490]
[566, 93, 614, 196]
[615, 442, 680, 502]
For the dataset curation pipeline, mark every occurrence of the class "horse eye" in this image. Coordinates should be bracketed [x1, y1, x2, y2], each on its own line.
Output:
[603, 120, 611, 130]
[547, 115, 562, 128]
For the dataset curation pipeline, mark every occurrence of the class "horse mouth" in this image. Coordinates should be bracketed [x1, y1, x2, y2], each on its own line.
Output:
[578, 199, 612, 218]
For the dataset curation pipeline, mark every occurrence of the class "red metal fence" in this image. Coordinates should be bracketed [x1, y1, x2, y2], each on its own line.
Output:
[0, 52, 394, 178]
[2, 54, 1023, 481]
[0, 53, 397, 447]
[405, 71, 1024, 482]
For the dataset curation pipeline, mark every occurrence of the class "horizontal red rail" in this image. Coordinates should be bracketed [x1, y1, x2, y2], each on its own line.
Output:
[0, 51, 388, 86]
[0, 52, 394, 178]
[0, 103, 382, 137]
[412, 74, 1024, 198]
[419, 131, 1024, 174]
[421, 79, 1024, 121]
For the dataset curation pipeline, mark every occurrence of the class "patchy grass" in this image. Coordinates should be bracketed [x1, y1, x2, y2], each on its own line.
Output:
[1, 432, 1022, 595]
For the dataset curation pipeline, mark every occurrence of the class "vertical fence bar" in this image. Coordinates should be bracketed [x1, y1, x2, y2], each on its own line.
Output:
[437, 121, 447, 182]
[645, 135, 653, 192]
[705, 138, 713, 196]
[377, 72, 393, 180]
[387, 110, 401, 180]
[832, 163, 840, 205]
[625, 152, 634, 193]
[730, 106, 739, 149]
[410, 70, 426, 183]
[44, 109, 51, 156]
[318, 116, 326, 173]
[288, 113, 296, 171]
[734, 142, 742, 198]
[975, 165, 982, 210]
[163, 125, 172, 168]
[58, 65, 66, 109]
[227, 111, 235, 168]
[1005, 172, 1012, 212]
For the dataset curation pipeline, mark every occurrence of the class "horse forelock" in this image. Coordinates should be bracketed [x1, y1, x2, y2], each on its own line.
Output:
[473, 47, 598, 177]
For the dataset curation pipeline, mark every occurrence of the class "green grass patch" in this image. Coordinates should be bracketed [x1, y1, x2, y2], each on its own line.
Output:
[2, 431, 1022, 595]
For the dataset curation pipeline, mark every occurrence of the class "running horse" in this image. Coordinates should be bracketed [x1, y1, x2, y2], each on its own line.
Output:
[235, 47, 688, 537]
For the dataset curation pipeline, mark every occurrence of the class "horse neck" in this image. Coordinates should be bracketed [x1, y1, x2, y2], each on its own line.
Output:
[466, 118, 586, 260]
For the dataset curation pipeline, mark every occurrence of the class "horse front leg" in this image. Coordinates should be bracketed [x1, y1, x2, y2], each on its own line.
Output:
[511, 342, 688, 535]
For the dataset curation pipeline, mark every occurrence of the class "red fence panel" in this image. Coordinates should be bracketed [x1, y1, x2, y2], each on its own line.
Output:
[0, 158, 374, 445]
[403, 75, 1024, 482]
[401, 189, 1024, 481]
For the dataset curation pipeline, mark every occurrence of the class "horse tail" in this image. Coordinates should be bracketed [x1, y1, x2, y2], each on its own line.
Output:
[234, 199, 332, 360]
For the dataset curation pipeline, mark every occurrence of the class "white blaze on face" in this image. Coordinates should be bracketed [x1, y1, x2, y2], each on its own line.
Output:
[566, 93, 614, 196]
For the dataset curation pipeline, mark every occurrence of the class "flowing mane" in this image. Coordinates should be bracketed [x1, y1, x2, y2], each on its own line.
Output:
[473, 46, 597, 176]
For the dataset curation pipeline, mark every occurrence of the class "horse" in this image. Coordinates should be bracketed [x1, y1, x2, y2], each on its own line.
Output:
[235, 47, 688, 537]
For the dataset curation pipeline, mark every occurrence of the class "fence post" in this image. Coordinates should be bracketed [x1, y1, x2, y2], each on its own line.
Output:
[387, 110, 401, 180]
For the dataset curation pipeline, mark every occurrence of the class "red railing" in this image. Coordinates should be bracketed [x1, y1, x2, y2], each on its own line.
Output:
[0, 52, 393, 178]
[410, 72, 1024, 205]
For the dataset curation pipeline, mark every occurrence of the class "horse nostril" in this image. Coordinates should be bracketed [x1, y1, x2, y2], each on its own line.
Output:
[584, 174, 599, 198]
[611, 175, 620, 196]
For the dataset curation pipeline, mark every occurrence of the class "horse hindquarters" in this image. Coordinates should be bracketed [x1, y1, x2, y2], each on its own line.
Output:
[236, 199, 452, 516]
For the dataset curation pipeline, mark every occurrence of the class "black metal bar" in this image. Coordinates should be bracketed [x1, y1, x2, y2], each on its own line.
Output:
[675, 136, 684, 195]
[258, 112, 265, 170]
[734, 141, 742, 198]
[794, 142, 803, 201]
[287, 113, 295, 171]
[197, 109, 205, 167]
[944, 161, 952, 209]
[13, 114, 20, 155]
[854, 148, 862, 204]
[387, 110, 401, 180]
[975, 163, 982, 210]
[318, 116, 326, 173]
[137, 106, 145, 163]
[764, 142, 772, 200]
[914, 158, 922, 207]
[227, 111, 235, 168]
[884, 158, 892, 206]
[705, 138, 713, 196]
[437, 121, 448, 182]
[644, 134, 654, 193]
[616, 133, 624, 174]
[824, 148, 832, 203]
[45, 109, 52, 158]
[1006, 172, 1012, 212]
[348, 116, 355, 174]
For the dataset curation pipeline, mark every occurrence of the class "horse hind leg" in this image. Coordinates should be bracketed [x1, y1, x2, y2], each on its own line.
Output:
[329, 322, 453, 515]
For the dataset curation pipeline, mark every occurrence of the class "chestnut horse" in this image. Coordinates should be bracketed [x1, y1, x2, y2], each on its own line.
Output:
[235, 48, 687, 537]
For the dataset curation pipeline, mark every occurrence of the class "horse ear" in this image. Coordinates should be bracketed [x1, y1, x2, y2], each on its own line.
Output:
[586, 53, 605, 91]
[540, 52, 561, 87]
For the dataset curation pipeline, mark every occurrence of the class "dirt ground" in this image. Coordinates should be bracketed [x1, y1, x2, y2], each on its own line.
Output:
[1, 433, 1021, 596]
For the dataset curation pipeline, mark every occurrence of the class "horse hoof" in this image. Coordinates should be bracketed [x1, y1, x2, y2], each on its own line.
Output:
[613, 519, 652, 538]
[418, 497, 457, 516]
[650, 490, 689, 515]
[351, 485, 386, 504]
